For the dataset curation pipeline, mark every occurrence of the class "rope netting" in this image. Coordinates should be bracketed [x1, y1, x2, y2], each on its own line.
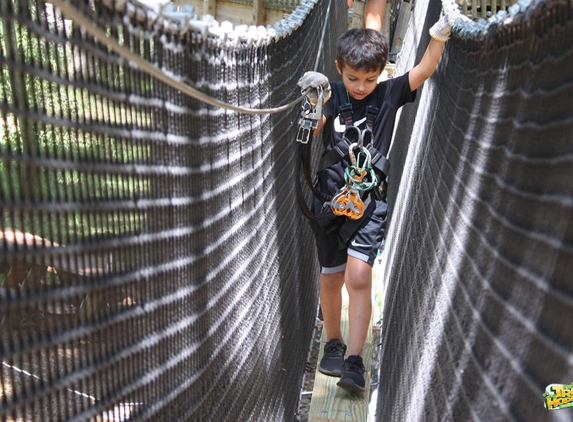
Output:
[1, 0, 572, 419]
[0, 0, 346, 420]
[378, 0, 573, 420]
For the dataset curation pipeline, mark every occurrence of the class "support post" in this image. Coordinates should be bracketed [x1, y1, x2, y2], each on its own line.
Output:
[204, 0, 217, 19]
[253, 0, 265, 25]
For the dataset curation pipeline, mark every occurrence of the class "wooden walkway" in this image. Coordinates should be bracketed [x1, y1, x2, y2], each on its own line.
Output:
[308, 260, 385, 422]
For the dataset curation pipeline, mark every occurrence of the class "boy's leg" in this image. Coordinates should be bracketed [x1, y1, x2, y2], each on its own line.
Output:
[342, 197, 386, 357]
[318, 270, 347, 376]
[344, 255, 373, 356]
[336, 255, 372, 392]
[310, 208, 349, 376]
[320, 271, 345, 342]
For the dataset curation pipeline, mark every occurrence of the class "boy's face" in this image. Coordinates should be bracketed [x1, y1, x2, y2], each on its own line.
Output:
[335, 61, 381, 101]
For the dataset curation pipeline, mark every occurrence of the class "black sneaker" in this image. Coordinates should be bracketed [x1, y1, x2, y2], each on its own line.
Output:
[318, 339, 347, 377]
[337, 355, 366, 392]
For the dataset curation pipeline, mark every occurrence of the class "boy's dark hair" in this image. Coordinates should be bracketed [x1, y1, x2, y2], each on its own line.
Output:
[336, 28, 389, 73]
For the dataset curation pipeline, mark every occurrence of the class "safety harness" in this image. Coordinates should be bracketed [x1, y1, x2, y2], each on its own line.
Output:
[320, 99, 390, 181]
[295, 84, 389, 226]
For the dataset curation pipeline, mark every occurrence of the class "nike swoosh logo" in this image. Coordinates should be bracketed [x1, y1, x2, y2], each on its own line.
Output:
[334, 116, 346, 132]
[350, 240, 373, 248]
[333, 116, 367, 133]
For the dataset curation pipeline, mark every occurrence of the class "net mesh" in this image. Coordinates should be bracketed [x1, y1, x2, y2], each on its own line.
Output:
[0, 0, 347, 420]
[3, 0, 573, 419]
[378, 0, 573, 420]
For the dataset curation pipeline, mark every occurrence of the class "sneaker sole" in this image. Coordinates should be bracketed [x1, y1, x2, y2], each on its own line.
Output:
[336, 377, 365, 393]
[318, 365, 342, 377]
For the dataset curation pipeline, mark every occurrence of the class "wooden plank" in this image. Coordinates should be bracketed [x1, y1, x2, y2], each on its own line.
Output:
[308, 258, 386, 422]
[215, 2, 256, 26]
[308, 288, 375, 422]
[1, 228, 110, 276]
[173, 0, 291, 26]
[350, 1, 365, 29]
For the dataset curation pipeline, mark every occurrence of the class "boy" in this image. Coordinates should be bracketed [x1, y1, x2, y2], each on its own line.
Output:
[297, 4, 461, 392]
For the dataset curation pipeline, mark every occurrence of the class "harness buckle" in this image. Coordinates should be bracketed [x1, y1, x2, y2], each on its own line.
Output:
[339, 103, 354, 127]
[296, 86, 324, 144]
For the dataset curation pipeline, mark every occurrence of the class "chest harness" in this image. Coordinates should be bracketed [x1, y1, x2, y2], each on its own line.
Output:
[296, 84, 390, 222]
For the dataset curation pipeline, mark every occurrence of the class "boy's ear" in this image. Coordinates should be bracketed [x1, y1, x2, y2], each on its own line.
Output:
[335, 60, 343, 75]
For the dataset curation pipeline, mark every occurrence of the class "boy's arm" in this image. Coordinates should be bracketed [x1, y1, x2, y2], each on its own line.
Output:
[408, 2, 463, 92]
[408, 38, 446, 92]
[313, 115, 328, 136]
[364, 0, 386, 32]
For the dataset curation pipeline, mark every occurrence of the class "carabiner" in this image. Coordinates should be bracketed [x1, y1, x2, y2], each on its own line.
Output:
[360, 127, 373, 150]
[296, 86, 325, 144]
[347, 142, 371, 169]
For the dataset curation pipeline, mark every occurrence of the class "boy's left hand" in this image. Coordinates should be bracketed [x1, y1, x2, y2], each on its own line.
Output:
[429, 0, 467, 42]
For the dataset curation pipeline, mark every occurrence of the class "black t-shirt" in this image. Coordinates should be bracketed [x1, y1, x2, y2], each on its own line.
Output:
[318, 72, 417, 197]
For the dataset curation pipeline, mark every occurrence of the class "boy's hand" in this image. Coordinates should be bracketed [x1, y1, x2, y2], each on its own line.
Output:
[297, 71, 332, 105]
[429, 0, 464, 42]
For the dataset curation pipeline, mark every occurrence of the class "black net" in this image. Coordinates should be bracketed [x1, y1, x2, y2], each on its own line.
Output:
[0, 0, 347, 420]
[377, 0, 573, 420]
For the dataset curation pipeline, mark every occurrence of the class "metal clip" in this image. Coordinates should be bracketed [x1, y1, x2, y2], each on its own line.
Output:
[330, 187, 365, 219]
[295, 86, 324, 144]
[307, 85, 323, 124]
[296, 120, 313, 144]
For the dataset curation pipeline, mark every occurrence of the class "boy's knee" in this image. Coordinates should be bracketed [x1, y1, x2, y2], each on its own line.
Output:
[321, 271, 345, 288]
[345, 259, 372, 291]
[346, 275, 372, 292]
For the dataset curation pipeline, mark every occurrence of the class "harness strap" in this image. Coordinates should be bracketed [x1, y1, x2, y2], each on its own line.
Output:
[296, 142, 329, 221]
[364, 105, 378, 131]
[321, 139, 389, 175]
[296, 84, 389, 222]
[369, 148, 391, 177]
[320, 97, 390, 177]
[335, 83, 377, 132]
[301, 143, 331, 203]
[339, 103, 354, 128]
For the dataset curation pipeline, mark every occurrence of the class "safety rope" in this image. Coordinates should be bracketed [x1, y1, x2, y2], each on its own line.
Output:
[312, 0, 332, 72]
[49, 0, 329, 115]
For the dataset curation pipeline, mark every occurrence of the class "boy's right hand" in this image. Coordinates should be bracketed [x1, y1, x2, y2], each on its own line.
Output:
[297, 71, 332, 105]
[429, 0, 465, 42]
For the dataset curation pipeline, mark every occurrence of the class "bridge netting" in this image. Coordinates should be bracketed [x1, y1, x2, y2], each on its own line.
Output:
[1, 0, 573, 420]
[0, 0, 347, 420]
[377, 0, 573, 420]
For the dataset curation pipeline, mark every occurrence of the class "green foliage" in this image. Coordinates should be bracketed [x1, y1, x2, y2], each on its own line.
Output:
[0, 4, 158, 242]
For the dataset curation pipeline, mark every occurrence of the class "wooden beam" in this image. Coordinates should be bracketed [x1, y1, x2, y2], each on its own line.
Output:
[253, 0, 266, 26]
[204, 0, 217, 18]
[350, 1, 364, 29]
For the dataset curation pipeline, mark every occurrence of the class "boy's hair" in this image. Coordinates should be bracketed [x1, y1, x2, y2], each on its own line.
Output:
[336, 28, 389, 73]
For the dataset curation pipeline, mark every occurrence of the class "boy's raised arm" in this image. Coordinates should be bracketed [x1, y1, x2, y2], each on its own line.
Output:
[409, 38, 446, 91]
[409, 2, 464, 92]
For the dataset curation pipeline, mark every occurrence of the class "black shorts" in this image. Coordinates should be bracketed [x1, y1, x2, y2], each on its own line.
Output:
[310, 197, 388, 273]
